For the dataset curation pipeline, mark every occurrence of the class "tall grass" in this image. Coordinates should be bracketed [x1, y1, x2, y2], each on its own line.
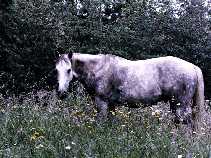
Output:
[0, 89, 210, 158]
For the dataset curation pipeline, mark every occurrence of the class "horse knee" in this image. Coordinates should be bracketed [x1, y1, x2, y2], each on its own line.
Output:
[95, 97, 109, 120]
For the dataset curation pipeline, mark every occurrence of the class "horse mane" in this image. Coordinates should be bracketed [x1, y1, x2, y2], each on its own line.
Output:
[56, 54, 70, 65]
[73, 53, 103, 62]
[72, 53, 107, 73]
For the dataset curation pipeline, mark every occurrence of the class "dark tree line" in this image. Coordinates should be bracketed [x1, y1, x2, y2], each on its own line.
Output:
[0, 0, 211, 97]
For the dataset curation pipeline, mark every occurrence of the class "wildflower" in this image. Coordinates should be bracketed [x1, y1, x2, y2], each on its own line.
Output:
[31, 131, 40, 141]
[65, 145, 71, 150]
[111, 111, 115, 115]
[12, 106, 18, 109]
[30, 131, 44, 141]
[87, 125, 92, 129]
[89, 118, 95, 122]
[178, 155, 182, 158]
[116, 111, 124, 115]
[193, 131, 197, 134]
[170, 131, 175, 134]
[144, 121, 150, 128]
[0, 109, 5, 113]
[130, 130, 134, 134]
[71, 141, 76, 145]
[152, 110, 161, 118]
[155, 110, 161, 118]
[36, 144, 44, 149]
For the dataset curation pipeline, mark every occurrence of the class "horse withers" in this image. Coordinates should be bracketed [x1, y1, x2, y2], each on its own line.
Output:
[55, 52, 204, 131]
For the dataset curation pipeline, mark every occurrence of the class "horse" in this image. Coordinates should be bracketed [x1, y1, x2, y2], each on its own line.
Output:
[55, 52, 204, 131]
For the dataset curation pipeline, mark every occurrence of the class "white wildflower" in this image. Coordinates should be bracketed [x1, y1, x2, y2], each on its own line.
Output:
[36, 144, 44, 149]
[65, 145, 71, 150]
[178, 155, 182, 158]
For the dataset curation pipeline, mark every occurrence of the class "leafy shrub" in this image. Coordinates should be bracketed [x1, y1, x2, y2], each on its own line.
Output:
[0, 0, 210, 96]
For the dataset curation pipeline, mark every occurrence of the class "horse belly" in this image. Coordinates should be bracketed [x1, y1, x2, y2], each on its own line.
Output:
[118, 85, 162, 104]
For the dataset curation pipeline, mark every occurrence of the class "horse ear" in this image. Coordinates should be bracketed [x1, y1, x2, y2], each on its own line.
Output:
[54, 50, 61, 62]
[56, 47, 63, 54]
[68, 52, 73, 59]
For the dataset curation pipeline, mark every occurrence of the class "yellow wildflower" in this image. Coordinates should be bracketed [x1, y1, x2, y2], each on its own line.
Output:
[155, 110, 161, 117]
[30, 131, 44, 141]
[111, 111, 116, 115]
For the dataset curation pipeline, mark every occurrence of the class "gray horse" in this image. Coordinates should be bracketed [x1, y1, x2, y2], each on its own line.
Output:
[56, 52, 204, 131]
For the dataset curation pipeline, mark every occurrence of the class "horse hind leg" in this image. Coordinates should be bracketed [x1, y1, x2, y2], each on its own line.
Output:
[170, 95, 194, 128]
[169, 96, 190, 126]
[176, 100, 193, 127]
[174, 88, 195, 130]
[172, 81, 196, 129]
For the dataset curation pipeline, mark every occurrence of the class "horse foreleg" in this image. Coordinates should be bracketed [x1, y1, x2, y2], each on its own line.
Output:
[95, 96, 109, 122]
[175, 100, 193, 129]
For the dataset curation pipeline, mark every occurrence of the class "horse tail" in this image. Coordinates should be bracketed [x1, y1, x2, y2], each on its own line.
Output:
[193, 66, 205, 132]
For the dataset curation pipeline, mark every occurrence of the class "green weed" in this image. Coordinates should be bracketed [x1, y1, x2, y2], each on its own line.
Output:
[0, 91, 210, 158]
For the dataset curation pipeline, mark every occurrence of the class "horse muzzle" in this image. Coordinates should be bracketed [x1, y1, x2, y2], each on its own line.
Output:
[57, 91, 68, 100]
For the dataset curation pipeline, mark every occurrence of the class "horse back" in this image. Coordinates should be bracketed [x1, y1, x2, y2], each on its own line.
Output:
[110, 56, 198, 103]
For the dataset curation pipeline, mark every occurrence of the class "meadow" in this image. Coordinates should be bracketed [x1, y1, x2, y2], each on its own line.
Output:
[0, 85, 211, 158]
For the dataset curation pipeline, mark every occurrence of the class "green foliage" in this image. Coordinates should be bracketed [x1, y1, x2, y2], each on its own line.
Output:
[0, 0, 210, 95]
[0, 91, 210, 157]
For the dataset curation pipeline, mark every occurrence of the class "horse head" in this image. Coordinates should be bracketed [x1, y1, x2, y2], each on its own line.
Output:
[55, 52, 77, 99]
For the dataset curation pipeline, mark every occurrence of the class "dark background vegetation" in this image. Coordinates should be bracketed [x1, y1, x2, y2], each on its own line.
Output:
[0, 0, 211, 97]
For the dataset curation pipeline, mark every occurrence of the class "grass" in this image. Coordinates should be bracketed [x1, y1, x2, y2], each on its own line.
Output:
[0, 88, 211, 158]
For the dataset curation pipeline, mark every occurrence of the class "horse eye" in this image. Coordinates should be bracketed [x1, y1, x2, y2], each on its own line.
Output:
[67, 69, 71, 74]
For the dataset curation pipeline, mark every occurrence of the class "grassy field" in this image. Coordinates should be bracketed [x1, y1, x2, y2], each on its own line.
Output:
[0, 87, 211, 158]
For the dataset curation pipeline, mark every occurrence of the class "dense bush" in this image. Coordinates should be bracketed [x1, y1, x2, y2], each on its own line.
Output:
[0, 0, 210, 96]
